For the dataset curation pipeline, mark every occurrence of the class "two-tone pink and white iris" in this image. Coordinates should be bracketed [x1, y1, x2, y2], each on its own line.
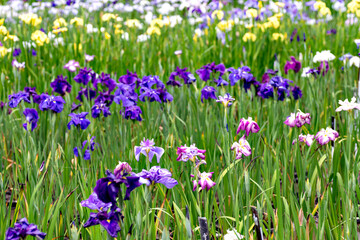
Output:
[134, 138, 164, 163]
[315, 127, 339, 145]
[176, 144, 206, 163]
[231, 136, 251, 159]
[237, 117, 260, 136]
[191, 172, 216, 191]
[335, 97, 360, 112]
[284, 110, 311, 128]
[293, 134, 314, 146]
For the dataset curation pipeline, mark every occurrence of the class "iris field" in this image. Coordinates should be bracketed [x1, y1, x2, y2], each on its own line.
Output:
[1, 0, 360, 239]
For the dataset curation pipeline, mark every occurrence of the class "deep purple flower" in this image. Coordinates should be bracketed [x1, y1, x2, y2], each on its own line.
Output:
[284, 56, 302, 74]
[94, 170, 120, 205]
[83, 209, 122, 238]
[168, 67, 195, 86]
[326, 29, 337, 35]
[227, 66, 253, 86]
[67, 112, 91, 130]
[5, 218, 46, 240]
[114, 88, 137, 107]
[138, 166, 178, 189]
[74, 136, 97, 160]
[191, 172, 216, 191]
[31, 49, 37, 56]
[134, 138, 164, 163]
[214, 76, 229, 86]
[257, 82, 274, 99]
[24, 87, 41, 104]
[76, 87, 97, 102]
[64, 60, 80, 72]
[23, 108, 39, 131]
[8, 91, 31, 108]
[94, 91, 114, 106]
[74, 67, 95, 85]
[290, 28, 297, 42]
[317, 61, 329, 76]
[91, 102, 111, 118]
[261, 69, 278, 83]
[39, 94, 66, 113]
[93, 72, 117, 92]
[121, 105, 142, 121]
[156, 88, 173, 103]
[71, 103, 82, 112]
[196, 62, 225, 82]
[141, 75, 165, 89]
[50, 75, 72, 96]
[291, 85, 302, 100]
[13, 48, 21, 57]
[118, 70, 141, 87]
[201, 86, 217, 103]
[139, 87, 162, 103]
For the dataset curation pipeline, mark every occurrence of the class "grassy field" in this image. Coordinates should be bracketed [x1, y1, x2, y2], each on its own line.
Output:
[1, 0, 360, 239]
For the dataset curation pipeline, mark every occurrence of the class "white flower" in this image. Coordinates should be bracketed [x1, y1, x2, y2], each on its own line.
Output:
[158, 3, 175, 15]
[223, 229, 244, 240]
[301, 67, 311, 77]
[137, 34, 150, 42]
[333, 1, 346, 12]
[313, 50, 335, 63]
[349, 56, 360, 68]
[354, 39, 360, 47]
[335, 97, 360, 112]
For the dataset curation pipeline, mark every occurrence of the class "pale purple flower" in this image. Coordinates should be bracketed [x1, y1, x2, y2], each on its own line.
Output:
[85, 54, 95, 62]
[174, 50, 182, 55]
[12, 59, 25, 69]
[231, 136, 251, 159]
[192, 172, 216, 191]
[216, 93, 235, 107]
[64, 60, 80, 72]
[176, 144, 206, 164]
[236, 117, 260, 136]
[315, 127, 339, 145]
[134, 138, 164, 163]
[335, 97, 360, 112]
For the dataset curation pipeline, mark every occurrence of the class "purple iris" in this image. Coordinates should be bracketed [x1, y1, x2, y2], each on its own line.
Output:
[39, 94, 66, 113]
[156, 88, 173, 102]
[200, 86, 217, 103]
[94, 91, 114, 106]
[71, 103, 82, 112]
[140, 75, 165, 89]
[5, 218, 46, 240]
[261, 69, 278, 83]
[168, 67, 195, 86]
[291, 86, 302, 100]
[93, 72, 117, 92]
[196, 62, 225, 82]
[13, 48, 21, 57]
[121, 105, 142, 121]
[134, 138, 164, 163]
[326, 29, 337, 35]
[138, 166, 178, 189]
[114, 89, 137, 107]
[118, 70, 141, 87]
[83, 209, 122, 238]
[67, 112, 91, 130]
[76, 87, 97, 102]
[23, 108, 39, 131]
[257, 82, 274, 99]
[24, 87, 41, 104]
[139, 87, 162, 103]
[50, 75, 72, 96]
[91, 102, 111, 118]
[74, 136, 97, 160]
[227, 66, 253, 86]
[284, 56, 302, 74]
[74, 67, 95, 85]
[8, 91, 31, 108]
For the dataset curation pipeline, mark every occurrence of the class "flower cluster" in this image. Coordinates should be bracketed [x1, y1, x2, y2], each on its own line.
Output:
[232, 117, 260, 159]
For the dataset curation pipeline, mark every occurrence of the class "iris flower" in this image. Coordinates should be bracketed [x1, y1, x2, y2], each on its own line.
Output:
[5, 218, 46, 240]
[335, 97, 360, 112]
[237, 117, 260, 136]
[134, 138, 164, 163]
[191, 172, 216, 191]
[315, 127, 339, 145]
[231, 136, 251, 159]
[39, 94, 66, 113]
[23, 108, 39, 131]
[50, 75, 72, 96]
[67, 112, 91, 130]
[138, 166, 178, 189]
[216, 93, 235, 107]
[200, 86, 217, 103]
